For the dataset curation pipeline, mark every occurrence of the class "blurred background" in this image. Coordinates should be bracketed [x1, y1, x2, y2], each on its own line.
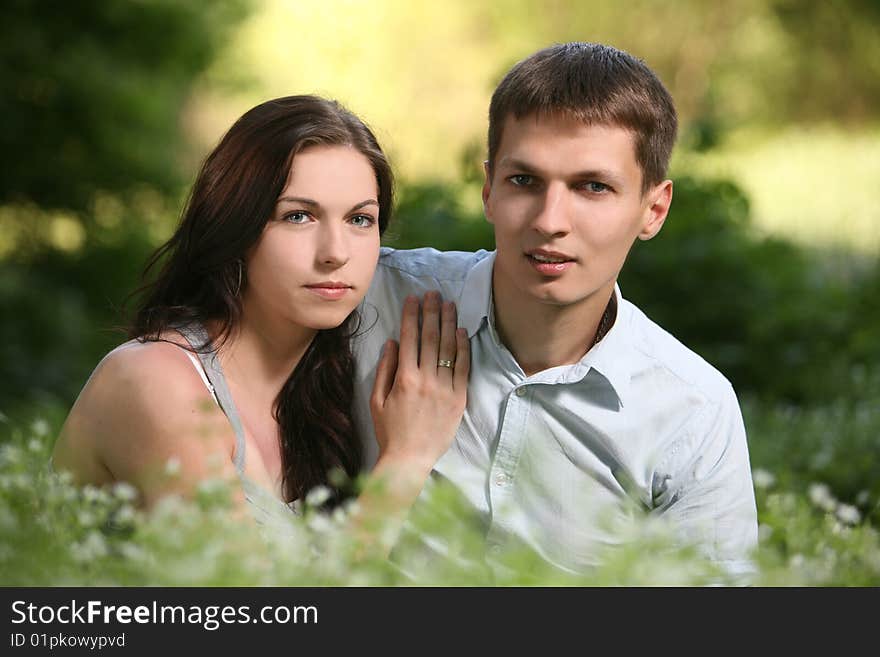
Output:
[1, 1, 878, 529]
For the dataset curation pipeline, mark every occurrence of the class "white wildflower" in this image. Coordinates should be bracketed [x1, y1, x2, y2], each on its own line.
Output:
[0, 445, 21, 466]
[306, 512, 334, 534]
[152, 493, 183, 515]
[111, 481, 138, 503]
[305, 485, 332, 508]
[114, 504, 137, 525]
[342, 499, 361, 517]
[118, 541, 148, 563]
[835, 503, 861, 526]
[71, 531, 109, 563]
[808, 483, 836, 512]
[789, 553, 805, 568]
[856, 490, 870, 506]
[77, 510, 97, 528]
[758, 524, 774, 542]
[82, 484, 103, 503]
[27, 438, 44, 453]
[752, 468, 776, 489]
[30, 418, 50, 437]
[164, 457, 181, 477]
[53, 469, 74, 486]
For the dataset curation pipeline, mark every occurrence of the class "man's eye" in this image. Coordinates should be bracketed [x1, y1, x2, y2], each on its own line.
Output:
[350, 214, 376, 228]
[509, 174, 534, 187]
[584, 181, 610, 193]
[283, 211, 311, 224]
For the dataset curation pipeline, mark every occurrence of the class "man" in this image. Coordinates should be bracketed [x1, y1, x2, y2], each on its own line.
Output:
[353, 42, 758, 579]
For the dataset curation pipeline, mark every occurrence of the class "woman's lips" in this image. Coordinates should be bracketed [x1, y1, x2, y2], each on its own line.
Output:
[305, 284, 352, 300]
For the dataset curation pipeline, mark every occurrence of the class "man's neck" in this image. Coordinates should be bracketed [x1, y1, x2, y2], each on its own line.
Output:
[492, 279, 616, 377]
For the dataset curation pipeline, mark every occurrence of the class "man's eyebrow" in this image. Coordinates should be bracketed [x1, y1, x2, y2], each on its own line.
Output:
[497, 157, 539, 173]
[570, 168, 625, 185]
[276, 196, 379, 211]
[499, 158, 625, 183]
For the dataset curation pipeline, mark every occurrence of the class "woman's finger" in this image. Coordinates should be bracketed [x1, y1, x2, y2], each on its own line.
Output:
[371, 339, 399, 409]
[419, 291, 441, 373]
[397, 295, 420, 374]
[453, 328, 470, 392]
[437, 300, 457, 382]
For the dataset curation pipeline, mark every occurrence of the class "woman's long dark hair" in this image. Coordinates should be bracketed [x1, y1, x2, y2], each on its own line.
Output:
[128, 95, 393, 504]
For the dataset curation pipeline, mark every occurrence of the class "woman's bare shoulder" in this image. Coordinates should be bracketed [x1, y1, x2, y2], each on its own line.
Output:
[54, 336, 233, 492]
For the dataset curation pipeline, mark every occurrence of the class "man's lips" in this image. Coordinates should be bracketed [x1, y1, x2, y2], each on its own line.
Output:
[525, 248, 576, 262]
[525, 249, 576, 275]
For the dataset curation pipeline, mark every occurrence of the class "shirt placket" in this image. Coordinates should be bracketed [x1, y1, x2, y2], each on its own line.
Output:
[486, 383, 531, 553]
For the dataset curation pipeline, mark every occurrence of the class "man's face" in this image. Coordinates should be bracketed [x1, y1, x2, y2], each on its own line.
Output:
[483, 113, 672, 312]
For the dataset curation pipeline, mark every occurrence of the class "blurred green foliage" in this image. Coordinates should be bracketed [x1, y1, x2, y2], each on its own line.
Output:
[0, 0, 250, 214]
[0, 0, 252, 409]
[620, 177, 880, 403]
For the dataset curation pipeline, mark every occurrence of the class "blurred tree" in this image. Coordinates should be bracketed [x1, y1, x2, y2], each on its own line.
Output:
[0, 1, 251, 410]
[768, 0, 880, 123]
[387, 181, 494, 253]
[0, 0, 250, 215]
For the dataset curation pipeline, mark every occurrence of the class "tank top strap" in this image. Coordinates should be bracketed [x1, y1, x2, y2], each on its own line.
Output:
[175, 322, 247, 474]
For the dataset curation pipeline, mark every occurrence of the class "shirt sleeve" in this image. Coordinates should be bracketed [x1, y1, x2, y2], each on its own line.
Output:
[651, 383, 759, 583]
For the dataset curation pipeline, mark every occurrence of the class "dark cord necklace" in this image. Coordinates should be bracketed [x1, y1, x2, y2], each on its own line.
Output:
[591, 294, 617, 348]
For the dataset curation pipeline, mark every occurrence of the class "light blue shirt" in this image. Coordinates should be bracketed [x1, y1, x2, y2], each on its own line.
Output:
[353, 247, 758, 578]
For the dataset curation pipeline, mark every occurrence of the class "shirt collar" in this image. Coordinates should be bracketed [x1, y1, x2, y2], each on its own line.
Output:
[456, 251, 631, 405]
[457, 250, 495, 338]
[582, 283, 632, 406]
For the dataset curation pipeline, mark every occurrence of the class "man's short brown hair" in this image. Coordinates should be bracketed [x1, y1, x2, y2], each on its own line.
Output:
[488, 42, 678, 193]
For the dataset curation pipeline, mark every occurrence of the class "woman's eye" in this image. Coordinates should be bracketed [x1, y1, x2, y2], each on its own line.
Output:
[349, 214, 376, 228]
[283, 211, 311, 224]
[509, 174, 534, 187]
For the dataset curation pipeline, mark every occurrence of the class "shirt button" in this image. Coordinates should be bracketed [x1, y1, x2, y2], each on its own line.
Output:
[515, 387, 526, 397]
[494, 472, 510, 487]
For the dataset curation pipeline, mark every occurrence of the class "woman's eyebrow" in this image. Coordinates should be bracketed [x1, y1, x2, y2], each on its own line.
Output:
[350, 199, 379, 211]
[276, 197, 379, 212]
[276, 196, 318, 207]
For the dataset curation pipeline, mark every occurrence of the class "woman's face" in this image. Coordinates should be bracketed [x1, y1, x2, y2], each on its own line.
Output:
[243, 144, 381, 333]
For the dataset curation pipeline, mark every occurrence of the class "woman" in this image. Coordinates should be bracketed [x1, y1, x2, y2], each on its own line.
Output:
[52, 95, 469, 539]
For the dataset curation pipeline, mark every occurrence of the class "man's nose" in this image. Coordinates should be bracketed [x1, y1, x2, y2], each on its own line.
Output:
[531, 182, 572, 238]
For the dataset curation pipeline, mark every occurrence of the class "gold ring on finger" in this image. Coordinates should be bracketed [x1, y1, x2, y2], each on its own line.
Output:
[437, 359, 454, 369]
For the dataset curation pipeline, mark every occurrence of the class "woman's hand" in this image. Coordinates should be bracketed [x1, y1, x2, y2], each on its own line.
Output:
[351, 291, 469, 557]
[369, 291, 470, 478]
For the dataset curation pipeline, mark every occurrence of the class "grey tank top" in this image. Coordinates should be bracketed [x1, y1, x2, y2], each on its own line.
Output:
[175, 323, 299, 538]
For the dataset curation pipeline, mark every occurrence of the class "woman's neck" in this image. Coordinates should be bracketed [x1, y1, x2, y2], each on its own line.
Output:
[213, 300, 317, 405]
